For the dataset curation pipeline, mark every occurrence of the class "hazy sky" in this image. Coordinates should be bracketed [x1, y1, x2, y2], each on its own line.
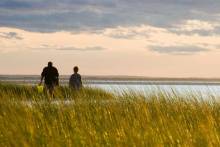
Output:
[1, 0, 220, 77]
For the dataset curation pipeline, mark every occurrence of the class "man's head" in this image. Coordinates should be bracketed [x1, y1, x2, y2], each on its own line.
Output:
[73, 66, 79, 73]
[48, 62, 53, 67]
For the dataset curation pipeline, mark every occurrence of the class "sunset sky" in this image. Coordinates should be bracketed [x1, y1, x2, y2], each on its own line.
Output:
[1, 0, 220, 77]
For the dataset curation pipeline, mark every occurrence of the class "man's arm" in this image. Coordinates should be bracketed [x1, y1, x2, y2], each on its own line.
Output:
[40, 76, 44, 84]
[54, 68, 59, 86]
[55, 68, 59, 78]
[40, 68, 45, 85]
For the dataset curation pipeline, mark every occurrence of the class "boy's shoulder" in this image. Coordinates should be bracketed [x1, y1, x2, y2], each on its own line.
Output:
[71, 73, 81, 77]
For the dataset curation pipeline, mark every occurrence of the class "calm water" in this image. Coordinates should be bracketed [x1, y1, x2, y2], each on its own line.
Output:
[1, 75, 220, 98]
[89, 84, 220, 98]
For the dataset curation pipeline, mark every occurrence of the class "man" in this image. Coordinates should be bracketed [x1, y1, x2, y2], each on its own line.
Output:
[40, 62, 59, 95]
[69, 66, 82, 90]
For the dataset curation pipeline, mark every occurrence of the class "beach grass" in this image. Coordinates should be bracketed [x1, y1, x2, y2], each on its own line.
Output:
[0, 83, 220, 146]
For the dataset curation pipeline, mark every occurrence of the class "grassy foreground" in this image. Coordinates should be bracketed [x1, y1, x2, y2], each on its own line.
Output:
[0, 83, 220, 146]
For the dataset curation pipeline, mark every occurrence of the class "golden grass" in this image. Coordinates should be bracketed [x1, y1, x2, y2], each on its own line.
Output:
[0, 83, 220, 146]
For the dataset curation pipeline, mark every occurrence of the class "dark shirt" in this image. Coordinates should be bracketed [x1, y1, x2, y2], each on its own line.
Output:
[41, 66, 59, 85]
[69, 73, 82, 89]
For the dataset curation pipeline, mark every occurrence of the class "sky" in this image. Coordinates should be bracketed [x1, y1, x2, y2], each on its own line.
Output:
[1, 0, 220, 77]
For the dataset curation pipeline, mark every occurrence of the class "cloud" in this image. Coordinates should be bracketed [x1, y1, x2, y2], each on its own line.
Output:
[0, 32, 23, 40]
[32, 45, 107, 52]
[0, 0, 220, 33]
[0, 0, 35, 9]
[102, 25, 154, 39]
[56, 46, 107, 51]
[149, 45, 209, 55]
[169, 20, 220, 36]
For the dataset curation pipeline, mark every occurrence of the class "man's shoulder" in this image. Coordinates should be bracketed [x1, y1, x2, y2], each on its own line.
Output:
[43, 67, 48, 71]
[52, 66, 58, 70]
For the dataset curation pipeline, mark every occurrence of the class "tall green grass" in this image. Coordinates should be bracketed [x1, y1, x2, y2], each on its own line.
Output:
[0, 83, 220, 146]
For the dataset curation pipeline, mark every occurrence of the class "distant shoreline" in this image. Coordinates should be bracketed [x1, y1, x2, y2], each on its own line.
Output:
[2, 75, 220, 85]
[1, 75, 220, 82]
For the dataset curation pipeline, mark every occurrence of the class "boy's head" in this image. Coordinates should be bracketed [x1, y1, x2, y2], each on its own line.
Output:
[74, 66, 79, 73]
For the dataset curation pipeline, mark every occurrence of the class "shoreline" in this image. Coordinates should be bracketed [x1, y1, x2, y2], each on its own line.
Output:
[1, 75, 220, 82]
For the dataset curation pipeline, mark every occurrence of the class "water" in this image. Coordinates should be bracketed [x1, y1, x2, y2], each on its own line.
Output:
[88, 84, 220, 99]
[1, 75, 220, 98]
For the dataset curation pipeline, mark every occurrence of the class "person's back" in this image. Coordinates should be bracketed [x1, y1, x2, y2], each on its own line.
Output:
[69, 66, 82, 90]
[40, 62, 59, 95]
[42, 66, 59, 85]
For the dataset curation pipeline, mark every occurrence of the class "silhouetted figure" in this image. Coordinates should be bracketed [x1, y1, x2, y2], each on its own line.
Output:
[40, 62, 59, 95]
[69, 66, 82, 90]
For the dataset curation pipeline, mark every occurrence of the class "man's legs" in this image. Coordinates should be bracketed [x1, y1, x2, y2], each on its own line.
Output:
[45, 84, 55, 98]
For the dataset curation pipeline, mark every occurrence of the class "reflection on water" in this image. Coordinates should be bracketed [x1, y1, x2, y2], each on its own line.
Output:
[88, 84, 220, 99]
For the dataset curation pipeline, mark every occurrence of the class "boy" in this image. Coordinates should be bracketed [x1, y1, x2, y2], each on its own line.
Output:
[69, 66, 82, 90]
